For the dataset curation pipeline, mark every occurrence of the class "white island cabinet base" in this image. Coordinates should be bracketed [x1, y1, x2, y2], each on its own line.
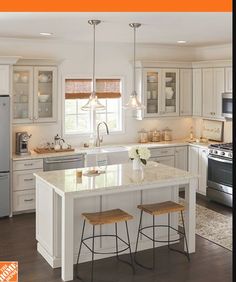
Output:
[35, 162, 197, 282]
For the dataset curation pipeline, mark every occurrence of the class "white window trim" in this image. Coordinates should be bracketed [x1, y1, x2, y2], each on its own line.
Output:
[62, 75, 126, 138]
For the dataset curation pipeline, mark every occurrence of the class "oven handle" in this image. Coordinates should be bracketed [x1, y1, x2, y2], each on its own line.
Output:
[208, 155, 232, 164]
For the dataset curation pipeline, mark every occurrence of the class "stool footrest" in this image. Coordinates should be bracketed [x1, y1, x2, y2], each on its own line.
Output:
[81, 234, 130, 255]
[139, 224, 185, 243]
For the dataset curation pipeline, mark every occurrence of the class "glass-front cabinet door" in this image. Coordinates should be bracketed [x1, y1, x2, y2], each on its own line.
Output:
[143, 69, 161, 117]
[12, 66, 34, 123]
[34, 66, 57, 123]
[161, 69, 179, 116]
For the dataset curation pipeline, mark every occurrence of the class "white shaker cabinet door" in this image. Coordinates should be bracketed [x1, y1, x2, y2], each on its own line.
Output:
[188, 146, 199, 174]
[0, 65, 10, 94]
[225, 67, 232, 93]
[175, 146, 188, 171]
[198, 148, 208, 195]
[192, 69, 202, 117]
[202, 68, 214, 118]
[179, 69, 192, 116]
[214, 68, 225, 119]
[150, 156, 175, 167]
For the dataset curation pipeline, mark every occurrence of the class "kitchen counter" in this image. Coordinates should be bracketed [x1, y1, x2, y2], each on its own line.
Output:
[34, 161, 197, 281]
[12, 139, 218, 160]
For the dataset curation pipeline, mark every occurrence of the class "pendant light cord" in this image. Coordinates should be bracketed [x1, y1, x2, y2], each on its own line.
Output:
[92, 23, 96, 94]
[133, 25, 136, 96]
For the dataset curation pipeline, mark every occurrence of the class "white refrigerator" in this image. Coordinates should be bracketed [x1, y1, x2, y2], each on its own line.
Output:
[0, 95, 10, 217]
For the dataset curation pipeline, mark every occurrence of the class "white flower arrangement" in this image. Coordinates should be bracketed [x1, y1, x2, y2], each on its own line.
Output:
[128, 146, 151, 165]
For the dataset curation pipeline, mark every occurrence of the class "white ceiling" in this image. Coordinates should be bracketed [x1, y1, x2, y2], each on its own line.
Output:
[0, 12, 232, 47]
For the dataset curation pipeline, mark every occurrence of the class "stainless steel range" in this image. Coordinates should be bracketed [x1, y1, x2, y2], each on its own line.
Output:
[207, 143, 232, 207]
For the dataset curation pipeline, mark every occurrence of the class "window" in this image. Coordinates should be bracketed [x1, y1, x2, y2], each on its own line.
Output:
[64, 78, 123, 134]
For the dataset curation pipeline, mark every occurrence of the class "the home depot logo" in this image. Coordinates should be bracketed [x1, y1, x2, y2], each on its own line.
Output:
[0, 262, 18, 282]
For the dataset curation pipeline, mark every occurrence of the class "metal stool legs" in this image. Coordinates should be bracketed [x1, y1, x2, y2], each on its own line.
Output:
[76, 220, 135, 281]
[134, 209, 190, 271]
[167, 211, 190, 261]
[134, 210, 155, 270]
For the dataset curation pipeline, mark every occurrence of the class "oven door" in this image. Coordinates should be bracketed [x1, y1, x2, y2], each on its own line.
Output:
[222, 93, 232, 118]
[207, 155, 232, 194]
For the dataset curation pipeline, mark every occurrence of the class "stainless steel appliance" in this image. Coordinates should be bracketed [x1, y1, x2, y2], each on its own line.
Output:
[207, 143, 232, 207]
[222, 93, 232, 119]
[0, 95, 10, 217]
[43, 154, 85, 171]
[16, 132, 32, 155]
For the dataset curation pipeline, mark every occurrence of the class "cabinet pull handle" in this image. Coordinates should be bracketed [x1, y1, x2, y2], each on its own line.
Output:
[24, 198, 34, 202]
[24, 178, 34, 182]
[24, 163, 33, 166]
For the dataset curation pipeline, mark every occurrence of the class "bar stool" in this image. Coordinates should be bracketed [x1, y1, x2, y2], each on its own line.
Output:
[76, 208, 135, 281]
[134, 201, 190, 270]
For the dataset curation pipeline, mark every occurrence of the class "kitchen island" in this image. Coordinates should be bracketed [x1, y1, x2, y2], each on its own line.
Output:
[34, 161, 197, 281]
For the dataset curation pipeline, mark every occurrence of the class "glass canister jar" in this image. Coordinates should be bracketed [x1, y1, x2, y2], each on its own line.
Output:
[162, 127, 172, 141]
[138, 129, 148, 143]
[152, 130, 161, 142]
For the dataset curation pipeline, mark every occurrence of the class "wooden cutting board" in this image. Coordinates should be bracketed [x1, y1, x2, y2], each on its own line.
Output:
[34, 148, 75, 154]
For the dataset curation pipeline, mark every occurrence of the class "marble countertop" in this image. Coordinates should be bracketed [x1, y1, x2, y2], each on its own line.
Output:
[34, 161, 197, 197]
[12, 139, 216, 160]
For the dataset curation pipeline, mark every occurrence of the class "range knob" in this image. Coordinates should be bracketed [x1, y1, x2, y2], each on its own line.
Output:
[221, 151, 225, 156]
[214, 150, 218, 154]
[228, 152, 233, 158]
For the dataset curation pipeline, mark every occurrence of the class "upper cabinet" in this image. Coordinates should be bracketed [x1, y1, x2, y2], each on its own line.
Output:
[0, 65, 10, 95]
[225, 67, 232, 93]
[161, 69, 179, 117]
[202, 68, 225, 119]
[192, 69, 202, 117]
[136, 67, 180, 119]
[12, 66, 57, 124]
[179, 69, 192, 116]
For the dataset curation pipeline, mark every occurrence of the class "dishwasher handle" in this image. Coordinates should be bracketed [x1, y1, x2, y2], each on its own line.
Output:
[44, 158, 83, 164]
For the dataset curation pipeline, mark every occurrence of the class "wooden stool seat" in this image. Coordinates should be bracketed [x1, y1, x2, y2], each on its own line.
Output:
[82, 209, 133, 225]
[137, 201, 185, 216]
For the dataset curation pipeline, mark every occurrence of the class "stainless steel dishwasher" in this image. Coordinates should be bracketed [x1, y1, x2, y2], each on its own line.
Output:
[43, 154, 85, 171]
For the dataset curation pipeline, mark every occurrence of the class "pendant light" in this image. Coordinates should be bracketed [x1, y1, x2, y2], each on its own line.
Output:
[124, 23, 145, 110]
[81, 20, 106, 111]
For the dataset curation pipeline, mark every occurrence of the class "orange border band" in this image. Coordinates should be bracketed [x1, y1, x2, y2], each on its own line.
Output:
[0, 0, 232, 12]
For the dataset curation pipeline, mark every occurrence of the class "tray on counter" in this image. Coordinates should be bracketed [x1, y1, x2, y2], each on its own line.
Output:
[34, 147, 75, 154]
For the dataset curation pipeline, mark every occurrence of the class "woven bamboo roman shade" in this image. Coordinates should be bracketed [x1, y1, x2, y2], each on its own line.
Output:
[65, 78, 121, 99]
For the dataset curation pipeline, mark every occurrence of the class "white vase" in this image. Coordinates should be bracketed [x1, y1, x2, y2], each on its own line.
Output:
[133, 158, 142, 170]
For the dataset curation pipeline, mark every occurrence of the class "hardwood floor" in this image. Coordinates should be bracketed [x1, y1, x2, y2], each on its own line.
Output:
[0, 195, 232, 282]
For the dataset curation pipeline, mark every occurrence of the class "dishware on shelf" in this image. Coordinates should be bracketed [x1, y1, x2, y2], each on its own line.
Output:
[38, 73, 52, 83]
[14, 73, 20, 82]
[151, 90, 157, 99]
[38, 94, 49, 103]
[147, 75, 157, 83]
[165, 87, 174, 99]
[165, 77, 173, 83]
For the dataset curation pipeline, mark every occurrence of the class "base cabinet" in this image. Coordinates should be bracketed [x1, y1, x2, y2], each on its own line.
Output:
[12, 159, 43, 212]
[188, 146, 207, 195]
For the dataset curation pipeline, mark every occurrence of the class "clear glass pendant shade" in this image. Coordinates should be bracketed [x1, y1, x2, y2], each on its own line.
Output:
[124, 91, 145, 110]
[81, 92, 105, 111]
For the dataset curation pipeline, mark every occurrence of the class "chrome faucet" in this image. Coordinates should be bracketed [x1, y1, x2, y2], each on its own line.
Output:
[96, 122, 109, 147]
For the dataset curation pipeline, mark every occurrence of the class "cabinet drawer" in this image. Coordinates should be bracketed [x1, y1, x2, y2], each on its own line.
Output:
[13, 159, 43, 171]
[13, 190, 35, 212]
[13, 169, 42, 191]
[149, 147, 175, 157]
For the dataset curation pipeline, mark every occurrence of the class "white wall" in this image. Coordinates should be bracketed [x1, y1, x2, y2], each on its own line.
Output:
[0, 38, 231, 149]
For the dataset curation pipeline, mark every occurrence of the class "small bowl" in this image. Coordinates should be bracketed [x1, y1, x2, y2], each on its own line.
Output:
[38, 94, 49, 103]
[165, 77, 173, 82]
